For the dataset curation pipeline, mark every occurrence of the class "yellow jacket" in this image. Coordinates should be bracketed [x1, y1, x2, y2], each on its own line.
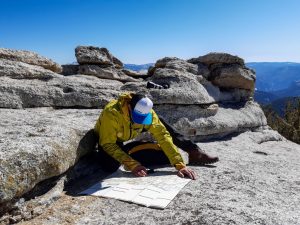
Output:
[94, 93, 185, 171]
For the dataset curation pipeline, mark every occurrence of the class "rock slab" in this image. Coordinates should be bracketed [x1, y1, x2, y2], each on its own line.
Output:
[0, 48, 62, 73]
[16, 130, 300, 225]
[0, 108, 100, 207]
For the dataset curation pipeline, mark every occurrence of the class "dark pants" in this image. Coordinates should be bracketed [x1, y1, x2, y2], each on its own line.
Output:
[96, 141, 169, 172]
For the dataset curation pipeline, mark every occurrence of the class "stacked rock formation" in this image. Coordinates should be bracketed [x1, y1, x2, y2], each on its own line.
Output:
[0, 46, 280, 222]
[123, 53, 262, 141]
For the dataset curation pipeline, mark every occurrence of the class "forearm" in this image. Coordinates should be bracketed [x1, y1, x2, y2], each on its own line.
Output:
[102, 143, 140, 171]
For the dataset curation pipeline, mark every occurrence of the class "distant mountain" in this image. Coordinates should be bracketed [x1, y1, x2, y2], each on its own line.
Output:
[124, 63, 154, 72]
[264, 96, 300, 117]
[255, 81, 300, 104]
[246, 62, 300, 92]
[273, 80, 300, 98]
[254, 91, 279, 104]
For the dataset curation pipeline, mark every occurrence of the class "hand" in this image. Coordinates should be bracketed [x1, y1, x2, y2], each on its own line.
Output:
[132, 165, 148, 177]
[177, 167, 196, 180]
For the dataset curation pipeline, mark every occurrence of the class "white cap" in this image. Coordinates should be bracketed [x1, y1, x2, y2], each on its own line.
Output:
[132, 97, 153, 125]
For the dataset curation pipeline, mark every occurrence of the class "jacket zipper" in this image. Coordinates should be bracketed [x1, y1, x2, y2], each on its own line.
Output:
[129, 121, 132, 139]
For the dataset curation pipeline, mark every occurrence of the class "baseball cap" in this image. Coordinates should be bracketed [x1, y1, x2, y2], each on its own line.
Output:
[130, 94, 153, 125]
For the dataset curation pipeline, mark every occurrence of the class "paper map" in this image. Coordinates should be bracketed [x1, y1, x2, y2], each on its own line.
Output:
[80, 169, 191, 209]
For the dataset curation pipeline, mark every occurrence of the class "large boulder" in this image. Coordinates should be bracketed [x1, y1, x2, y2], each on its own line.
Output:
[122, 68, 216, 104]
[122, 68, 148, 78]
[0, 75, 122, 109]
[75, 46, 123, 68]
[122, 68, 252, 104]
[0, 48, 62, 73]
[61, 64, 79, 76]
[155, 101, 267, 141]
[210, 64, 256, 91]
[78, 65, 139, 82]
[155, 57, 199, 75]
[0, 59, 56, 80]
[0, 108, 100, 208]
[188, 52, 245, 66]
[149, 68, 215, 104]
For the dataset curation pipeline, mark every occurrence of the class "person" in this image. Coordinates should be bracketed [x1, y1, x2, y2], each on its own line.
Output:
[94, 93, 218, 180]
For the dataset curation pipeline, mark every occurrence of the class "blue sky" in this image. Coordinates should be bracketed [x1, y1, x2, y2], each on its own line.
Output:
[1, 0, 299, 64]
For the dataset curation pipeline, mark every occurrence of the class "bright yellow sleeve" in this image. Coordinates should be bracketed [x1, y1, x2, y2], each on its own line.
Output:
[147, 111, 185, 170]
[97, 110, 140, 171]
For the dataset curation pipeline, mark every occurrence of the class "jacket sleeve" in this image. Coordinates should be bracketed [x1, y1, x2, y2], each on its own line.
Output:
[146, 110, 186, 170]
[158, 116, 199, 151]
[97, 110, 140, 171]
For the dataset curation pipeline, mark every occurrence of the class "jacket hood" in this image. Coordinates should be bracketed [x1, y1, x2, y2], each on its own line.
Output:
[117, 92, 133, 120]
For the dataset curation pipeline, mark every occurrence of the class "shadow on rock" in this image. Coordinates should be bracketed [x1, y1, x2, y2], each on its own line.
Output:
[64, 129, 112, 196]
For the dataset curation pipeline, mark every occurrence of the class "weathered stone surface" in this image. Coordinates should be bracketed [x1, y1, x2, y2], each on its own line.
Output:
[188, 52, 245, 66]
[219, 88, 253, 102]
[78, 65, 140, 82]
[0, 108, 100, 207]
[155, 57, 180, 67]
[156, 101, 267, 141]
[147, 65, 156, 76]
[155, 57, 198, 74]
[0, 59, 56, 80]
[17, 130, 300, 225]
[122, 68, 147, 77]
[61, 64, 79, 76]
[121, 69, 216, 104]
[75, 46, 114, 65]
[0, 48, 62, 73]
[112, 56, 123, 69]
[197, 63, 210, 78]
[154, 104, 219, 123]
[0, 75, 122, 109]
[121, 73, 252, 104]
[148, 68, 216, 104]
[211, 64, 256, 91]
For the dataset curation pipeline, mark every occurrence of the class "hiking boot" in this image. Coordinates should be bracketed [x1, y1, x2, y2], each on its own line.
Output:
[188, 149, 219, 165]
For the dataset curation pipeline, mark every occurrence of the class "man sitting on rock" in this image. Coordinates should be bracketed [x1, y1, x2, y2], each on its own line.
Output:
[94, 93, 218, 180]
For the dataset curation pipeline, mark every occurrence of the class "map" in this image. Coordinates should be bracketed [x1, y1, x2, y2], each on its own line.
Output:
[80, 168, 191, 209]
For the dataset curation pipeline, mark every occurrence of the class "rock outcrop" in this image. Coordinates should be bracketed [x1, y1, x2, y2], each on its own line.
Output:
[0, 108, 99, 208]
[75, 46, 116, 66]
[0, 75, 122, 109]
[13, 130, 300, 225]
[61, 64, 79, 76]
[75, 46, 138, 82]
[188, 52, 245, 66]
[0, 59, 56, 80]
[0, 48, 62, 73]
[1, 47, 296, 225]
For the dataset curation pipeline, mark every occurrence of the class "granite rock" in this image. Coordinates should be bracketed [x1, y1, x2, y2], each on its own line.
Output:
[156, 101, 267, 141]
[78, 65, 139, 82]
[16, 130, 300, 225]
[76, 46, 116, 66]
[0, 75, 122, 109]
[0, 108, 100, 208]
[0, 48, 62, 73]
[210, 64, 256, 91]
[188, 52, 245, 66]
[0, 59, 57, 80]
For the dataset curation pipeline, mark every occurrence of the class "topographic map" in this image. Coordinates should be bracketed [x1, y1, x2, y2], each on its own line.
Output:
[80, 168, 191, 209]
